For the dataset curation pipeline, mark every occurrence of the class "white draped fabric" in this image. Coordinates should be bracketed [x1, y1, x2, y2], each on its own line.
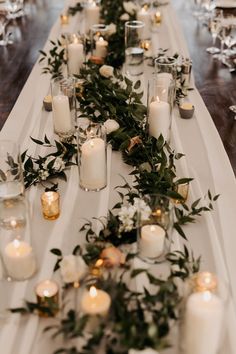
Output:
[0, 1, 236, 353]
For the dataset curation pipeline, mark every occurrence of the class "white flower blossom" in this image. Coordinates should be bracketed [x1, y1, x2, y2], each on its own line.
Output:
[104, 119, 120, 134]
[133, 198, 151, 221]
[120, 13, 130, 20]
[99, 65, 114, 78]
[39, 170, 49, 180]
[60, 255, 87, 284]
[107, 23, 117, 36]
[129, 349, 159, 354]
[123, 1, 137, 15]
[43, 156, 65, 172]
[118, 204, 136, 232]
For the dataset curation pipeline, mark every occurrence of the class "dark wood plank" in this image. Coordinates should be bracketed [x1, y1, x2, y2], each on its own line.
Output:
[173, 0, 236, 175]
[0, 0, 64, 128]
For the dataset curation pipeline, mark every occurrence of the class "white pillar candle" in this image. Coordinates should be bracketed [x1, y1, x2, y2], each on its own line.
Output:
[52, 95, 73, 134]
[81, 286, 111, 316]
[3, 239, 36, 280]
[68, 42, 84, 76]
[139, 224, 165, 258]
[80, 137, 106, 190]
[137, 7, 151, 39]
[184, 291, 224, 354]
[84, 2, 100, 34]
[94, 37, 108, 58]
[149, 98, 170, 141]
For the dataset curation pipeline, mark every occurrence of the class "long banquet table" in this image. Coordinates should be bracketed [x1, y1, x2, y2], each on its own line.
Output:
[0, 1, 236, 353]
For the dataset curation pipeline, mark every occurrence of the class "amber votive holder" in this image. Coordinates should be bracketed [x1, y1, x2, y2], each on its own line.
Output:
[41, 191, 60, 220]
[60, 14, 69, 25]
[35, 279, 59, 317]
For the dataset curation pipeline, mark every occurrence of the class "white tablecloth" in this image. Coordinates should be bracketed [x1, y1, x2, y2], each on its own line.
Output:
[0, 1, 236, 353]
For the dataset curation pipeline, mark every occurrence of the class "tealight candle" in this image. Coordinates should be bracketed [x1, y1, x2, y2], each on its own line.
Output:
[184, 291, 224, 354]
[149, 96, 170, 141]
[67, 41, 84, 76]
[3, 239, 36, 280]
[194, 272, 218, 293]
[60, 14, 69, 25]
[81, 286, 111, 316]
[139, 224, 165, 258]
[41, 191, 60, 220]
[179, 102, 195, 119]
[35, 279, 59, 316]
[80, 138, 106, 191]
[84, 0, 100, 34]
[154, 10, 162, 24]
[137, 5, 151, 39]
[94, 37, 108, 58]
[43, 95, 52, 111]
[52, 95, 73, 134]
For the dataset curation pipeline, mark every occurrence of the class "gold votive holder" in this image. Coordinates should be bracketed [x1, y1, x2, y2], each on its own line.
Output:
[41, 191, 60, 220]
[173, 182, 189, 204]
[60, 13, 69, 25]
[35, 279, 59, 317]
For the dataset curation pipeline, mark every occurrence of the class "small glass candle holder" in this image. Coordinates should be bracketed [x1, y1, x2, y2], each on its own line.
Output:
[84, 0, 100, 34]
[41, 191, 60, 220]
[67, 33, 85, 77]
[90, 24, 109, 62]
[60, 12, 69, 26]
[180, 271, 228, 354]
[78, 122, 107, 192]
[125, 20, 145, 76]
[35, 279, 59, 317]
[137, 194, 174, 263]
[147, 76, 175, 142]
[51, 77, 76, 140]
[151, 8, 162, 32]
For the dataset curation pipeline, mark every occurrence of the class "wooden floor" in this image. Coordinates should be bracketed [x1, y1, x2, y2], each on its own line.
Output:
[0, 0, 235, 174]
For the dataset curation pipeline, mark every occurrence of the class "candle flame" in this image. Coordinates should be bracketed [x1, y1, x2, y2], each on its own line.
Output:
[156, 96, 160, 103]
[98, 36, 104, 42]
[95, 259, 104, 267]
[195, 271, 218, 292]
[10, 219, 17, 228]
[202, 291, 212, 302]
[13, 239, 21, 249]
[150, 225, 156, 232]
[89, 286, 97, 298]
[43, 289, 50, 297]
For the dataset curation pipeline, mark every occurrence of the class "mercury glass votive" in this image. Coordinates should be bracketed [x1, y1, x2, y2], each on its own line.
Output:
[41, 191, 60, 220]
[35, 279, 59, 317]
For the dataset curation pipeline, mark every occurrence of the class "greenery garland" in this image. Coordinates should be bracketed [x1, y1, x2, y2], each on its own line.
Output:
[10, 2, 219, 354]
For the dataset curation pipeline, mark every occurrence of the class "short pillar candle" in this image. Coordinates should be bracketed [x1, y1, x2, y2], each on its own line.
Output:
[41, 191, 60, 220]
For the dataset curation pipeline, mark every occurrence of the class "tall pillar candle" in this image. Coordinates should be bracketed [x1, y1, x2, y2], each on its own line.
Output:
[184, 291, 224, 354]
[52, 95, 73, 134]
[80, 137, 106, 190]
[3, 239, 36, 280]
[84, 1, 100, 33]
[139, 224, 165, 258]
[67, 42, 84, 76]
[149, 98, 170, 141]
[137, 7, 151, 39]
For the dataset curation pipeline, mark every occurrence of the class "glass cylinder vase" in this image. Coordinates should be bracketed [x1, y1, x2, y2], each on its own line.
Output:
[147, 76, 175, 142]
[125, 20, 145, 76]
[90, 24, 109, 63]
[51, 77, 76, 141]
[78, 122, 107, 192]
[137, 194, 174, 263]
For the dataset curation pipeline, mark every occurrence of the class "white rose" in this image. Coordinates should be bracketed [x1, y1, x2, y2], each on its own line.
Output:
[120, 13, 130, 20]
[129, 349, 159, 354]
[123, 1, 137, 14]
[60, 255, 87, 284]
[99, 65, 114, 78]
[104, 119, 120, 134]
[107, 23, 117, 36]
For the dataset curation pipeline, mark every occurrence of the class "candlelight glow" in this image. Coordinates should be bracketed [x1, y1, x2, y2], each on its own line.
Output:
[196, 271, 218, 292]
[90, 286, 97, 298]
